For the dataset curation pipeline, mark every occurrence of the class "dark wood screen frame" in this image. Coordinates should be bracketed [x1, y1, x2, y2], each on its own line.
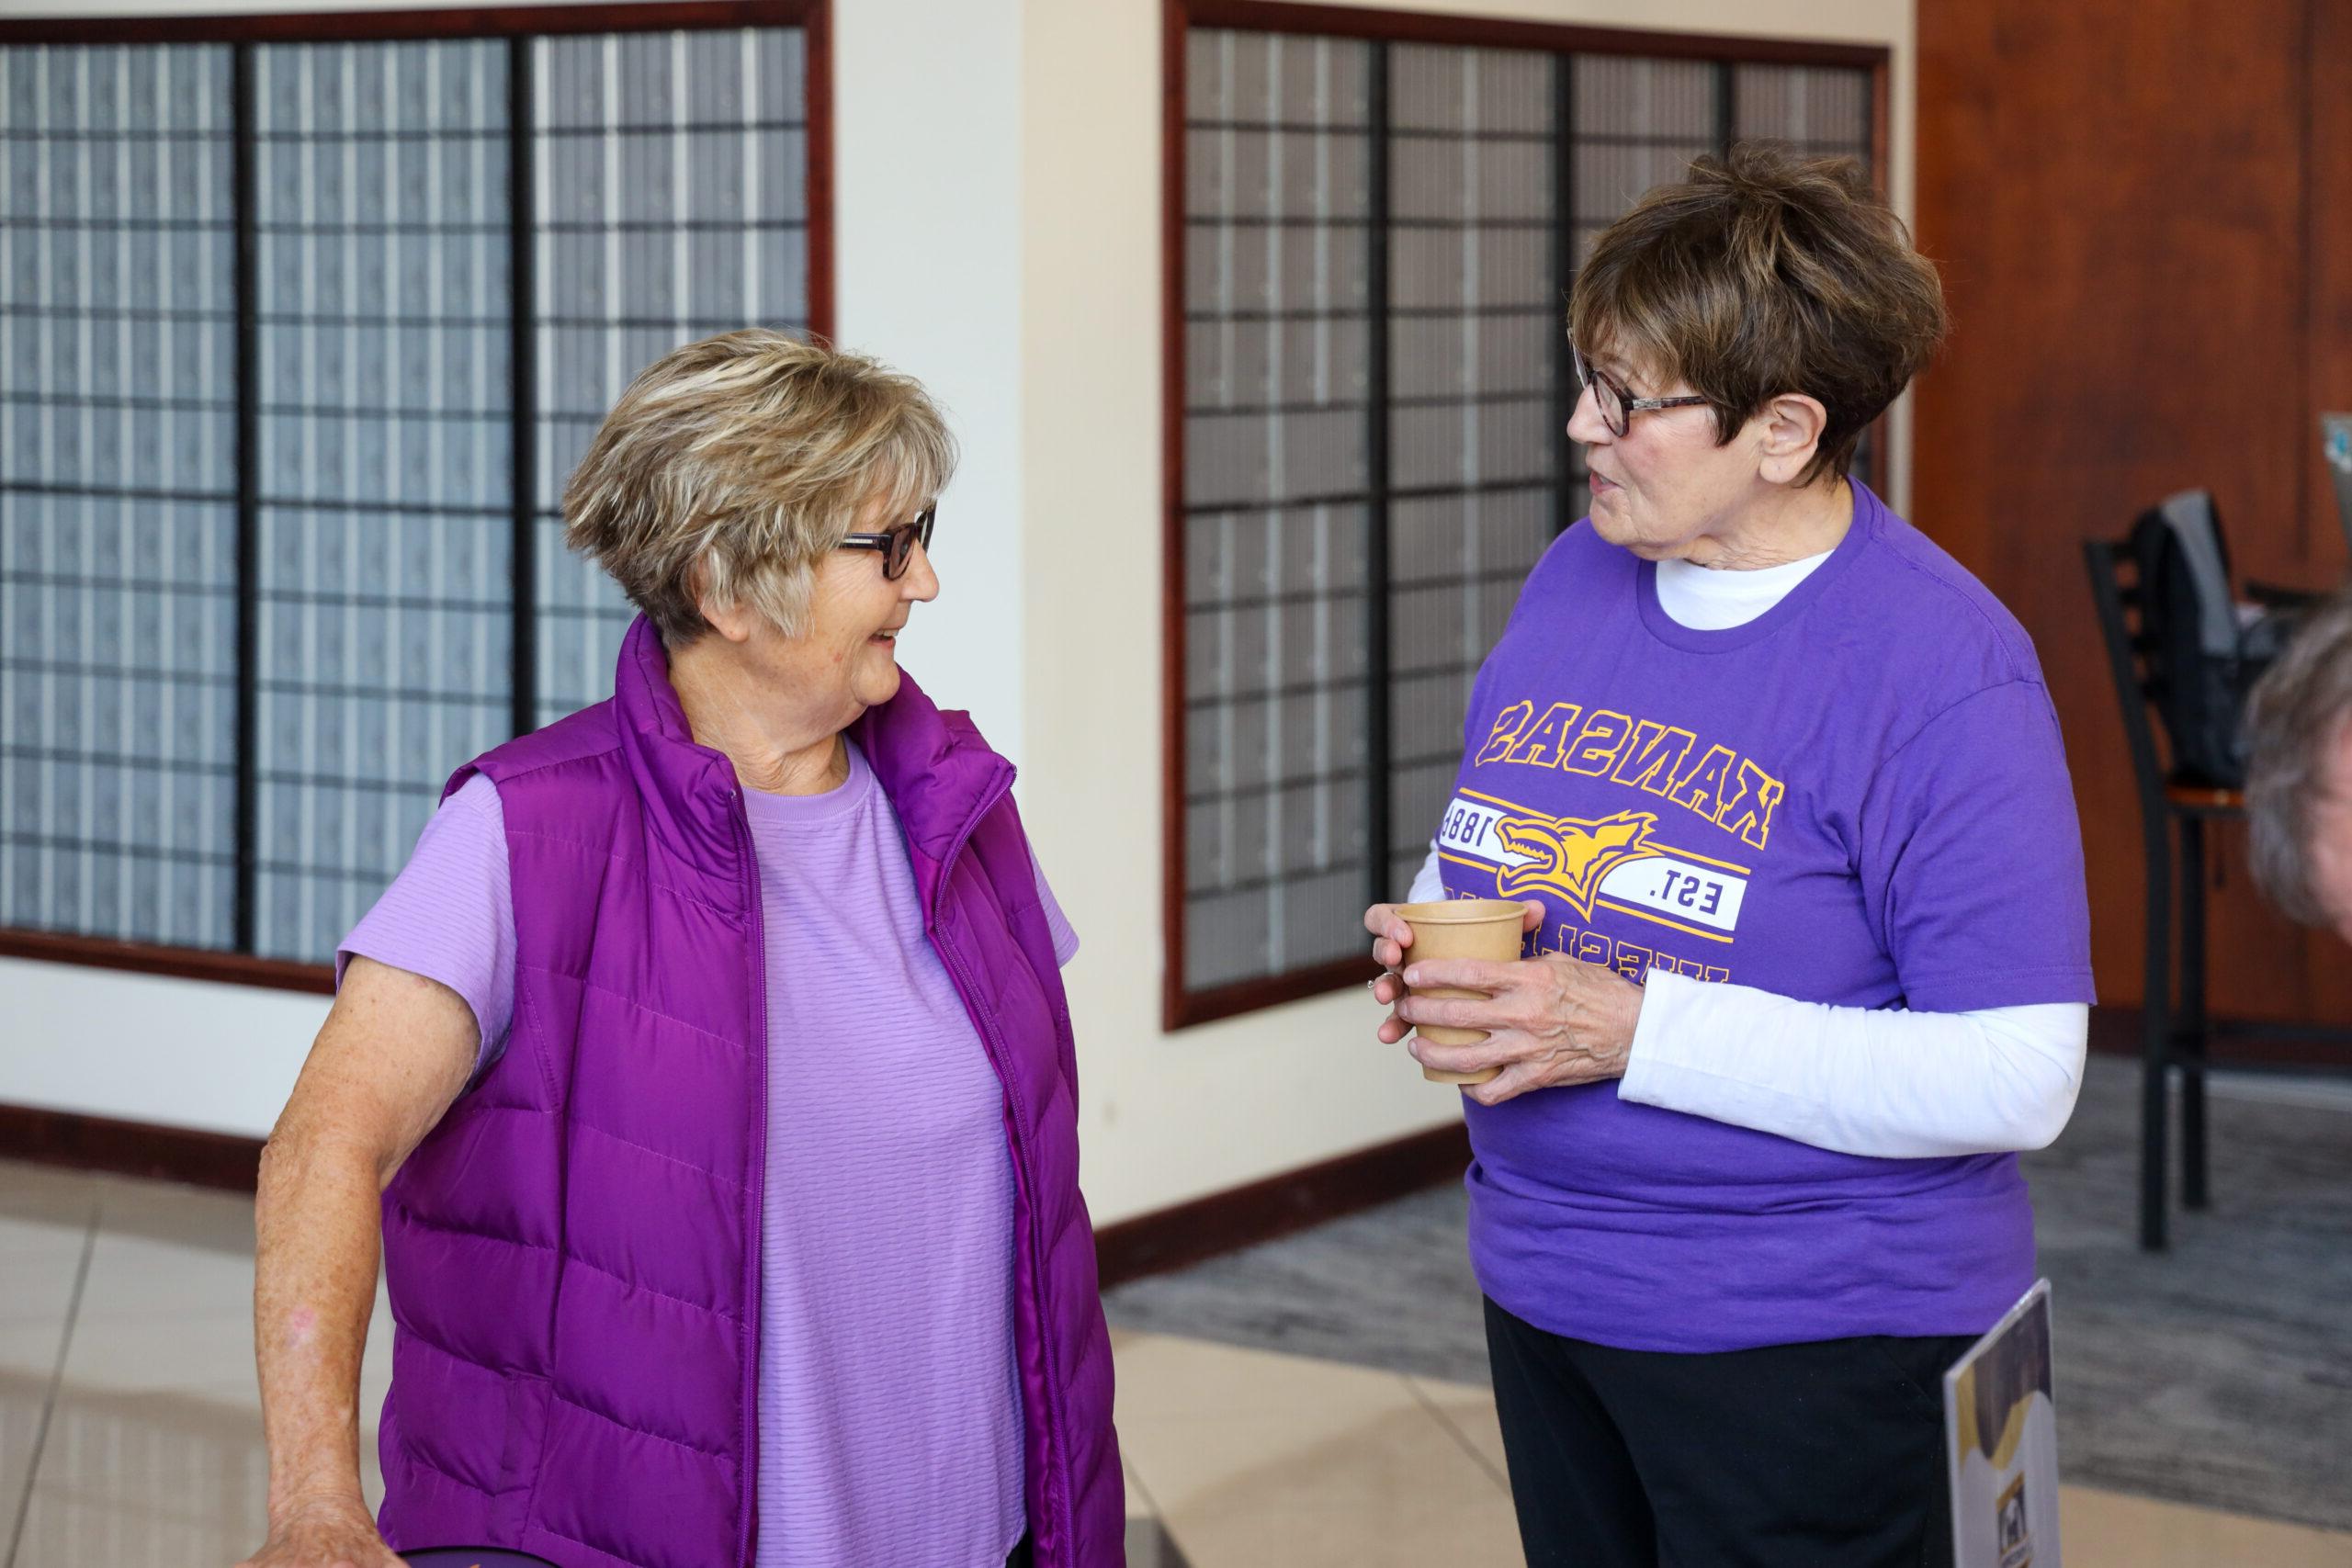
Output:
[1161, 0, 1891, 1030]
[0, 0, 832, 996]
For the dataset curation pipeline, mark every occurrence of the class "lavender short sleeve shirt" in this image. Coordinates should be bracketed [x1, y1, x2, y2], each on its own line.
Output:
[341, 743, 1078, 1568]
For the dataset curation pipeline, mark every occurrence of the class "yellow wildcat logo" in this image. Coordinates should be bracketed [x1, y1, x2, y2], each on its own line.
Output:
[1495, 809, 1661, 918]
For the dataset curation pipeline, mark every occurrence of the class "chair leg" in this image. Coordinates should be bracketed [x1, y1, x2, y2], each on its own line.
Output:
[2179, 816, 2210, 1212]
[2141, 817, 2173, 1251]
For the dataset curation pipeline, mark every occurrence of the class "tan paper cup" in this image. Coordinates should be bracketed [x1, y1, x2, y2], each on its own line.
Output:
[1394, 898, 1526, 1085]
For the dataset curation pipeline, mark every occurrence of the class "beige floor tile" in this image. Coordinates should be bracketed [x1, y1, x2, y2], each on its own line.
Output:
[26, 1372, 389, 1558]
[1114, 1333, 1520, 1568]
[15, 1384, 273, 1567]
[0, 1321, 69, 1382]
[0, 1237, 85, 1331]
[0, 1159, 104, 1233]
[2, 1358, 59, 1552]
[74, 1228, 258, 1325]
[0, 1207, 94, 1262]
[53, 1309, 261, 1404]
[1115, 1329, 1430, 1434]
[1407, 1373, 1511, 1492]
[2062, 1483, 2352, 1568]
[1141, 1394, 1521, 1567]
[89, 1173, 260, 1258]
[20, 1205, 396, 1549]
[1124, 1456, 1158, 1520]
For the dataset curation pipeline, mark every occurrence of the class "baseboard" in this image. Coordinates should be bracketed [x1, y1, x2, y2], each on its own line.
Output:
[0, 1102, 266, 1191]
[1092, 1120, 1471, 1290]
[0, 1099, 1476, 1289]
[24, 1004, 2328, 1281]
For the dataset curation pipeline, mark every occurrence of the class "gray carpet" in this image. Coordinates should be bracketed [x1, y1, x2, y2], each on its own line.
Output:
[1104, 1055, 2352, 1533]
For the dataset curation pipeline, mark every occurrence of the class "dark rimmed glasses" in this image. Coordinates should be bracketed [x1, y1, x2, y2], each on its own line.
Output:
[839, 504, 935, 581]
[1571, 344, 1711, 437]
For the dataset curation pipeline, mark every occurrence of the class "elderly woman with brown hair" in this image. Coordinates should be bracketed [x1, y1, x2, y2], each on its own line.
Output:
[240, 331, 1121, 1568]
[1363, 147, 2095, 1566]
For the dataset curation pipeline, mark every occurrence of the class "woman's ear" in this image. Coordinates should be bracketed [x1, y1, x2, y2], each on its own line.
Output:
[692, 562, 756, 646]
[1755, 392, 1830, 487]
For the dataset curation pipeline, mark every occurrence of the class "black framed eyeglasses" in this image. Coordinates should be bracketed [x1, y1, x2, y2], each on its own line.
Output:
[1570, 344, 1711, 437]
[839, 504, 935, 581]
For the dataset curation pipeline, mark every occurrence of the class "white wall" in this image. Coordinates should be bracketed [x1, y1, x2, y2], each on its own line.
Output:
[4, 0, 1917, 1223]
[831, 0, 1030, 764]
[1, 958, 328, 1138]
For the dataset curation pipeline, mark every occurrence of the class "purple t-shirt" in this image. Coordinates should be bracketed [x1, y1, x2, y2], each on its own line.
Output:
[1442, 485, 2093, 1353]
[340, 742, 1078, 1568]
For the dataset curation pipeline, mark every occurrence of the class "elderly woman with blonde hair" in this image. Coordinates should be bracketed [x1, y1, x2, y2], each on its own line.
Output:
[240, 331, 1121, 1568]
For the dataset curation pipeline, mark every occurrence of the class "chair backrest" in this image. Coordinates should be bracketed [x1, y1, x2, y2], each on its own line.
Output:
[2324, 412, 2352, 556]
[2082, 536, 2176, 824]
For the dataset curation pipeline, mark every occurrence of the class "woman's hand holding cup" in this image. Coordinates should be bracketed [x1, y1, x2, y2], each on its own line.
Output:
[1363, 898, 1544, 1045]
[1363, 898, 1644, 1105]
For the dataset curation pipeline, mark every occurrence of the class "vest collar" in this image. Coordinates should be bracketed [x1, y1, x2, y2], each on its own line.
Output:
[610, 615, 1015, 897]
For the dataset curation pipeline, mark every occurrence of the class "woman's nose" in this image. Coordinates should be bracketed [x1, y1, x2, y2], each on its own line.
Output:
[900, 541, 941, 602]
[1566, 378, 1611, 446]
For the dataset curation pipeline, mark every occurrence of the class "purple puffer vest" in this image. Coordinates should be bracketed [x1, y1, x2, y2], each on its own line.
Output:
[373, 615, 1123, 1568]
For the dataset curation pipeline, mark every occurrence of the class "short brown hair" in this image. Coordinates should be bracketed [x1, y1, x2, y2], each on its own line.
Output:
[563, 329, 956, 645]
[2245, 590, 2352, 926]
[1567, 142, 1948, 485]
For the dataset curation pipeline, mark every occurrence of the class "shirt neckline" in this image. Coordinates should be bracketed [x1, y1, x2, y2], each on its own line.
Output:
[740, 737, 876, 824]
[1654, 547, 1836, 627]
[1634, 481, 1883, 653]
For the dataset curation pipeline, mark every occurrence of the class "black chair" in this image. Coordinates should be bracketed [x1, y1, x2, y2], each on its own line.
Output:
[2084, 530, 2352, 1250]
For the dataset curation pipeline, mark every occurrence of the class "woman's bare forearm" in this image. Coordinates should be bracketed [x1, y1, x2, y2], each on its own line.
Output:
[248, 959, 478, 1537]
[252, 1126, 390, 1520]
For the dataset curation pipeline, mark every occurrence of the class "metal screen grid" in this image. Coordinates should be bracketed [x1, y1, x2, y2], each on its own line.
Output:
[250, 40, 515, 963]
[1178, 29, 1877, 1002]
[1385, 43, 1559, 896]
[533, 28, 810, 724]
[3, 19, 813, 969]
[1734, 63, 1871, 154]
[1182, 28, 1377, 991]
[1734, 62, 1878, 483]
[1, 44, 240, 948]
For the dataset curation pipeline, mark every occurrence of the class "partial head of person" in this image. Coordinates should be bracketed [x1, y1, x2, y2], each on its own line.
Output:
[563, 328, 957, 733]
[1566, 142, 1948, 563]
[2245, 589, 2352, 942]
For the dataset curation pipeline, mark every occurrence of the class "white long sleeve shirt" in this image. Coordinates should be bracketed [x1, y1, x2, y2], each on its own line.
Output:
[1404, 546, 2087, 1159]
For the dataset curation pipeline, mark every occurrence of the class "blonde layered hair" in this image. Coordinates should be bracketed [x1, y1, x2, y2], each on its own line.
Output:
[563, 330, 957, 644]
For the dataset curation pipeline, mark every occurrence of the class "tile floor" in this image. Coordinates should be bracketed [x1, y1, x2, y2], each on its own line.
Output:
[2, 1157, 2346, 1568]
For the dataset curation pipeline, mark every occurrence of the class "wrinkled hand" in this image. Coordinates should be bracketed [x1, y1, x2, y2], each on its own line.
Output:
[235, 1496, 403, 1568]
[1364, 898, 1643, 1106]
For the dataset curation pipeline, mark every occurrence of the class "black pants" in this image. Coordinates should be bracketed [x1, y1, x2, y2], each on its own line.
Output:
[1485, 1298, 1971, 1568]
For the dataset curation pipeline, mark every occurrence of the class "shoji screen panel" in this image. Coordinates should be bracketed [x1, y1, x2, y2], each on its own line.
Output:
[1385, 44, 1559, 898]
[532, 27, 812, 725]
[0, 5, 825, 978]
[1168, 7, 1881, 1024]
[249, 40, 514, 962]
[1734, 62, 1879, 479]
[0, 45, 240, 948]
[1180, 28, 1378, 995]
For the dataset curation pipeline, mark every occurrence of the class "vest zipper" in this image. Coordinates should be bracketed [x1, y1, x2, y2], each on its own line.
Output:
[735, 798, 769, 1568]
[928, 767, 1077, 1560]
